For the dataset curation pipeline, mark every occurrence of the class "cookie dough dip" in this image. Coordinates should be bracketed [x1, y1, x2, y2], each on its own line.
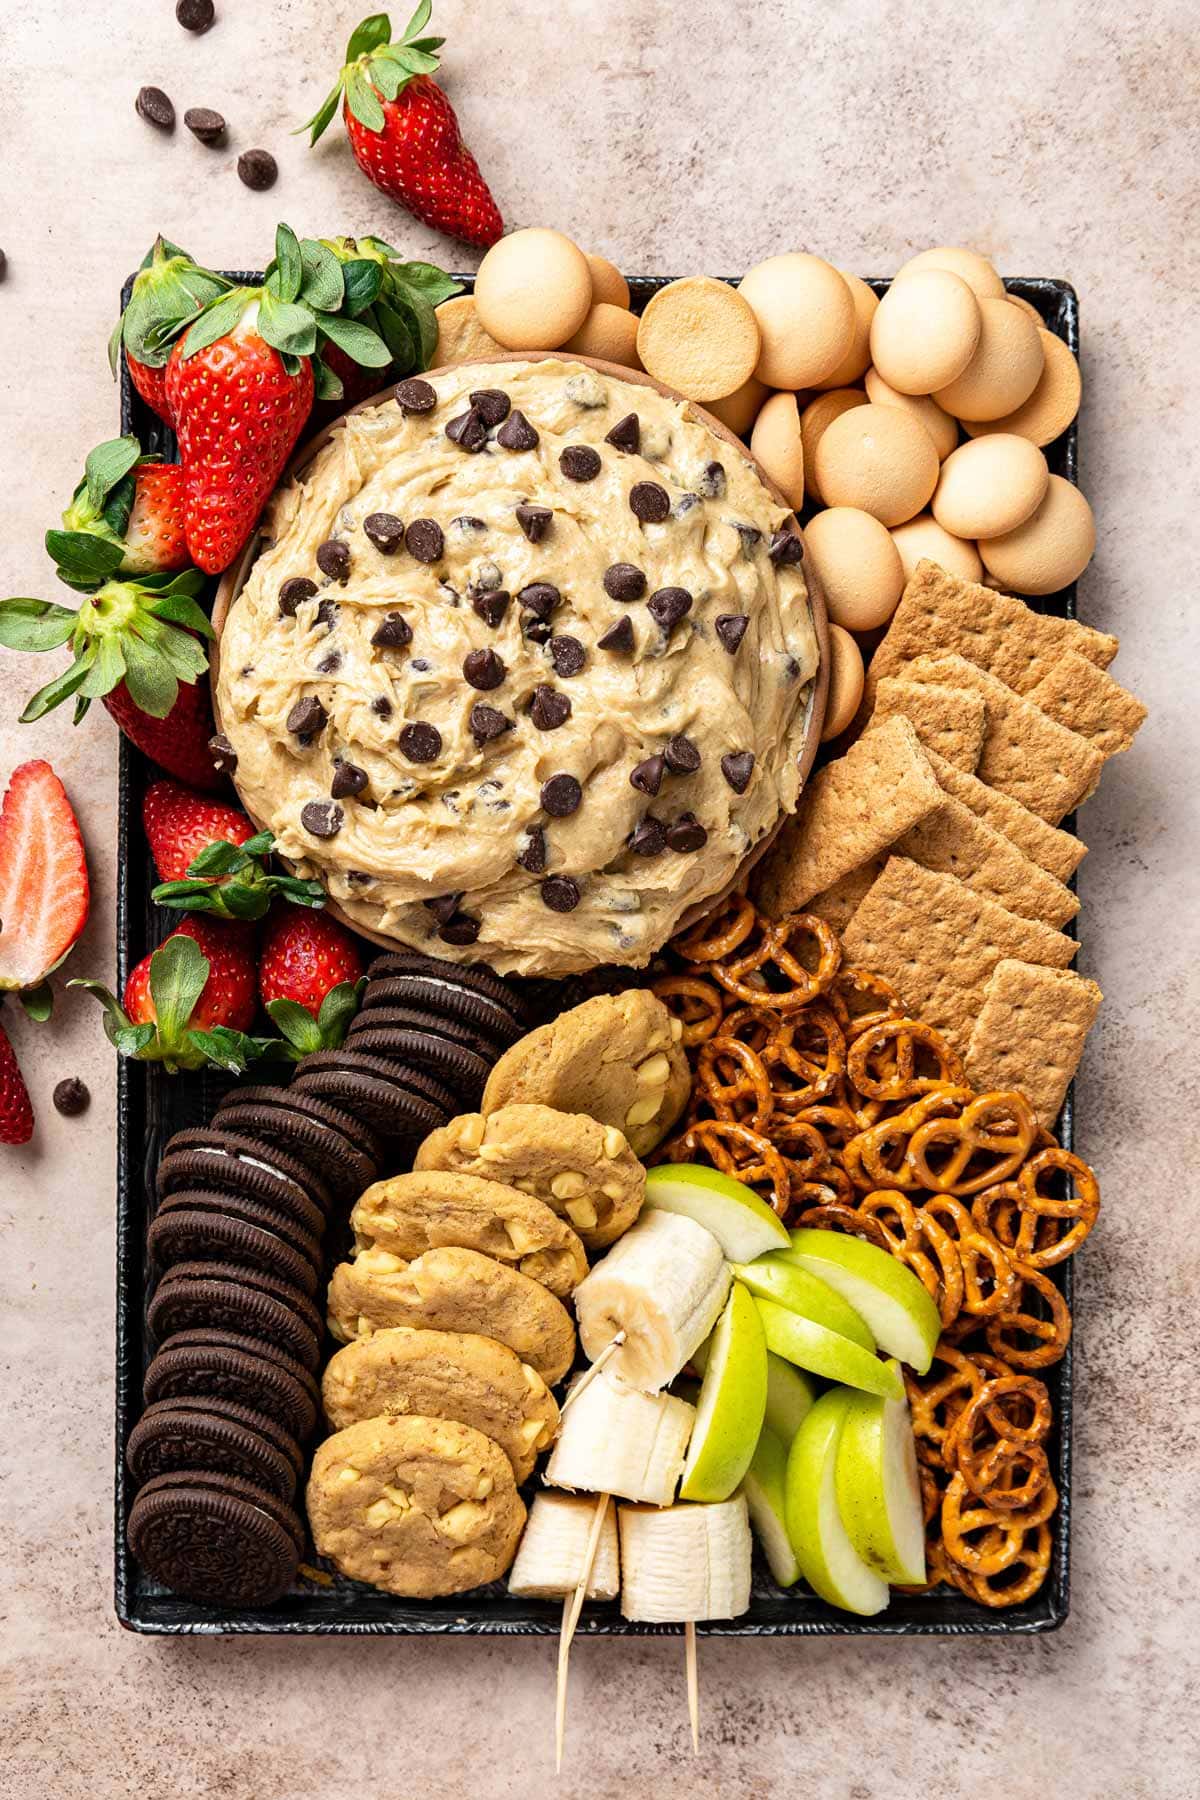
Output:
[216, 359, 820, 976]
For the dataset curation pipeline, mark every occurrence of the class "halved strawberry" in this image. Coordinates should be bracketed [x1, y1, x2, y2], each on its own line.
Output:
[144, 778, 323, 918]
[0, 761, 89, 1014]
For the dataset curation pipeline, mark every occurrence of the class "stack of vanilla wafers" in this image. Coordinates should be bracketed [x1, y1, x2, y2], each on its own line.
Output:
[756, 560, 1146, 1126]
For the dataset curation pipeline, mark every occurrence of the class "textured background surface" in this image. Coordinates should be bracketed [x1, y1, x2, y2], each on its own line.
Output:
[1, 1, 1197, 1794]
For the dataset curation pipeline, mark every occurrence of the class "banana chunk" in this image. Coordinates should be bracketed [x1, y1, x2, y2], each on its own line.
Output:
[618, 1497, 753, 1622]
[508, 1493, 620, 1601]
[545, 1369, 695, 1505]
[574, 1209, 731, 1390]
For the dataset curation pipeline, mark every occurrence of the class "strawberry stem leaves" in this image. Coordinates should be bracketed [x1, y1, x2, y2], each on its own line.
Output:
[266, 977, 365, 1057]
[69, 935, 282, 1075]
[151, 829, 326, 921]
[302, 6, 444, 140]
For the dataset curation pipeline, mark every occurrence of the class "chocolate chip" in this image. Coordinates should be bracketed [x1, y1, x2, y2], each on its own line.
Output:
[560, 445, 602, 482]
[629, 481, 671, 524]
[715, 613, 749, 654]
[316, 538, 351, 583]
[469, 388, 511, 426]
[541, 773, 582, 817]
[423, 892, 464, 924]
[471, 558, 503, 592]
[664, 734, 701, 774]
[330, 760, 368, 800]
[184, 107, 226, 145]
[518, 582, 560, 622]
[768, 526, 804, 566]
[371, 696, 393, 719]
[603, 562, 646, 602]
[136, 86, 175, 131]
[605, 412, 641, 453]
[667, 812, 708, 852]
[541, 875, 581, 912]
[395, 377, 437, 414]
[445, 407, 489, 452]
[286, 695, 327, 739]
[721, 750, 756, 794]
[371, 611, 412, 649]
[530, 686, 571, 731]
[697, 461, 727, 499]
[399, 722, 442, 763]
[237, 148, 277, 190]
[463, 648, 506, 691]
[278, 576, 317, 617]
[451, 515, 487, 538]
[208, 733, 237, 774]
[437, 911, 481, 946]
[497, 410, 539, 451]
[597, 616, 635, 654]
[629, 755, 665, 797]
[515, 503, 552, 542]
[517, 827, 546, 873]
[364, 512, 405, 553]
[472, 589, 510, 629]
[315, 597, 339, 629]
[647, 587, 693, 632]
[52, 1076, 90, 1117]
[733, 522, 762, 557]
[411, 658, 432, 672]
[629, 816, 667, 857]
[316, 649, 342, 674]
[523, 620, 552, 646]
[549, 636, 586, 678]
[470, 703, 512, 747]
[176, 0, 215, 29]
[673, 493, 701, 518]
[406, 519, 444, 563]
[301, 800, 343, 838]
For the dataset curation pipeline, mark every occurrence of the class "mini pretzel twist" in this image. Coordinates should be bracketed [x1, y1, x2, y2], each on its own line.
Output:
[972, 1147, 1100, 1269]
[904, 1090, 1038, 1196]
[696, 1035, 775, 1134]
[795, 1203, 893, 1252]
[651, 974, 726, 1047]
[918, 1194, 1018, 1319]
[943, 1521, 1054, 1608]
[827, 966, 908, 1042]
[844, 1090, 974, 1191]
[709, 911, 842, 1010]
[762, 1004, 846, 1110]
[669, 1118, 791, 1219]
[985, 1264, 1073, 1369]
[903, 1346, 983, 1466]
[846, 1018, 966, 1103]
[674, 893, 757, 963]
[943, 1375, 1053, 1508]
[942, 1474, 1057, 1578]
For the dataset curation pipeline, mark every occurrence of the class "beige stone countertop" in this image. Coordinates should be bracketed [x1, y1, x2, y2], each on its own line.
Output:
[1, 1, 1196, 1795]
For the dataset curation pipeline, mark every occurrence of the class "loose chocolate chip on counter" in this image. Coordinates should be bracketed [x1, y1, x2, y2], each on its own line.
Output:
[560, 445, 602, 483]
[184, 107, 226, 145]
[238, 149, 278, 191]
[529, 686, 571, 731]
[398, 721, 442, 763]
[697, 461, 727, 499]
[208, 733, 237, 774]
[0, 250, 7, 283]
[497, 411, 539, 451]
[423, 892, 464, 925]
[469, 703, 512, 747]
[549, 635, 585, 678]
[371, 696, 394, 718]
[605, 412, 641, 453]
[541, 875, 581, 912]
[445, 407, 489, 452]
[463, 648, 506, 691]
[316, 538, 351, 583]
[331, 760, 369, 799]
[647, 587, 693, 632]
[176, 0, 215, 29]
[515, 502, 551, 541]
[406, 519, 444, 564]
[540, 773, 582, 817]
[516, 826, 546, 873]
[629, 755, 665, 797]
[667, 812, 708, 852]
[301, 800, 343, 839]
[629, 816, 667, 857]
[715, 613, 750, 654]
[469, 388, 511, 427]
[664, 733, 701, 774]
[438, 910, 482, 946]
[52, 1077, 90, 1117]
[136, 87, 175, 131]
[395, 377, 437, 414]
[517, 582, 560, 623]
[278, 576, 317, 617]
[721, 750, 756, 794]
[603, 562, 646, 602]
[371, 611, 413, 649]
[629, 481, 671, 524]
[768, 526, 804, 566]
[597, 616, 635, 654]
[364, 512, 405, 553]
[286, 696, 327, 739]
[472, 589, 510, 629]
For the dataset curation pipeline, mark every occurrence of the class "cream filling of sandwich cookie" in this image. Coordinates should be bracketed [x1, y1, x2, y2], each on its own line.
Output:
[216, 358, 818, 976]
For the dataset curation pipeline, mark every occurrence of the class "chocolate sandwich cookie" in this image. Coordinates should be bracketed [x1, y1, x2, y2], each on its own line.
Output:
[157, 1128, 332, 1230]
[214, 1088, 382, 1205]
[346, 1004, 497, 1062]
[342, 1024, 493, 1103]
[148, 1261, 323, 1371]
[148, 1188, 323, 1291]
[366, 950, 527, 1015]
[292, 1050, 455, 1142]
[357, 974, 524, 1055]
[126, 1395, 301, 1499]
[128, 1469, 305, 1607]
[144, 1328, 319, 1441]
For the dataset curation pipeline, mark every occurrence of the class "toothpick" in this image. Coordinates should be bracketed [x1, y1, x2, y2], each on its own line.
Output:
[685, 1620, 700, 1755]
[556, 1332, 626, 1421]
[555, 1492, 612, 1774]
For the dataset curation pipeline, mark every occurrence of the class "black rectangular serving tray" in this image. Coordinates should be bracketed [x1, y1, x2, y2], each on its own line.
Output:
[115, 272, 1080, 1635]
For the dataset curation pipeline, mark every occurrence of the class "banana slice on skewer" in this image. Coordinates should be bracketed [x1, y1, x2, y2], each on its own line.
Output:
[545, 1369, 696, 1505]
[617, 1496, 753, 1624]
[508, 1493, 620, 1601]
[574, 1209, 731, 1391]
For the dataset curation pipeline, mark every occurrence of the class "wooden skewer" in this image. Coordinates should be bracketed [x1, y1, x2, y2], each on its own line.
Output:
[555, 1491, 612, 1773]
[685, 1620, 700, 1755]
[556, 1332, 626, 1421]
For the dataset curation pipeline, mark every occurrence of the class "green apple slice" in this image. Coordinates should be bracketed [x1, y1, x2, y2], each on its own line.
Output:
[644, 1162, 789, 1262]
[834, 1371, 926, 1584]
[680, 1282, 767, 1502]
[764, 1351, 817, 1443]
[733, 1255, 875, 1350]
[754, 1299, 904, 1400]
[781, 1230, 942, 1375]
[742, 1425, 800, 1587]
[785, 1388, 890, 1615]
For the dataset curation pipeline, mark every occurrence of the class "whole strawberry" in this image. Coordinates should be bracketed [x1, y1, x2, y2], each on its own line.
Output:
[109, 237, 230, 426]
[53, 437, 188, 577]
[303, 7, 503, 249]
[0, 1017, 34, 1145]
[104, 676, 225, 793]
[259, 902, 365, 1055]
[145, 777, 324, 919]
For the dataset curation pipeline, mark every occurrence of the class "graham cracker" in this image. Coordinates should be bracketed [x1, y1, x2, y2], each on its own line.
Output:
[895, 794, 1079, 927]
[754, 715, 942, 916]
[864, 560, 1119, 706]
[1027, 649, 1147, 759]
[872, 676, 986, 773]
[807, 860, 885, 932]
[902, 653, 1105, 824]
[922, 747, 1086, 883]
[840, 857, 1076, 1057]
[964, 959, 1103, 1127]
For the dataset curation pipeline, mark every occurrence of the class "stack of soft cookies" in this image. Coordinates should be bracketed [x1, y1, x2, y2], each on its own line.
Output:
[755, 560, 1146, 1126]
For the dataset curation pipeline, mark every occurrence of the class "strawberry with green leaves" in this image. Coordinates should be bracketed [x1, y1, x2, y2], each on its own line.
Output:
[259, 903, 365, 1056]
[314, 234, 460, 410]
[144, 778, 324, 920]
[109, 236, 230, 426]
[54, 436, 187, 576]
[0, 1017, 34, 1146]
[303, 7, 503, 249]
[0, 760, 90, 1021]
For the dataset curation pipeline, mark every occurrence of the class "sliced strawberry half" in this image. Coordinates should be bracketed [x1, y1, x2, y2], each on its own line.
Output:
[0, 761, 90, 1005]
